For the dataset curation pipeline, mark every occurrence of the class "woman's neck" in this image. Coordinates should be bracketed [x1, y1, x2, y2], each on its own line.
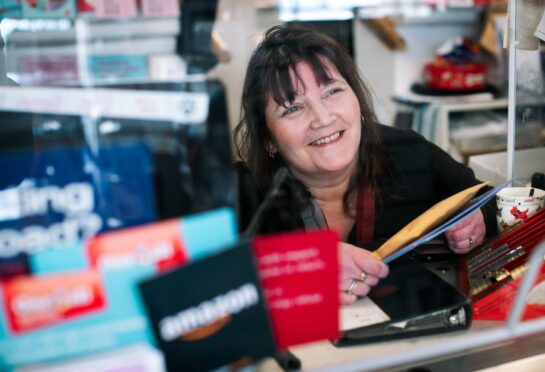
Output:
[308, 178, 349, 205]
[301, 170, 356, 240]
[291, 165, 355, 204]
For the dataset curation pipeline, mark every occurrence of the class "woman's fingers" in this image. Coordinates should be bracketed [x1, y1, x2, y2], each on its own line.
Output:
[339, 242, 389, 305]
[445, 210, 486, 254]
[340, 243, 388, 278]
[340, 292, 357, 305]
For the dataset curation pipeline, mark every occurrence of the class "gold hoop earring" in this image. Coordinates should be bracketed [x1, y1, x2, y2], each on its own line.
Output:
[266, 142, 277, 158]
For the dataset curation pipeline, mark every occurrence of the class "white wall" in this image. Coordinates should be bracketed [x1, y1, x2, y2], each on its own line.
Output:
[208, 0, 282, 134]
[354, 13, 482, 126]
[210, 2, 485, 131]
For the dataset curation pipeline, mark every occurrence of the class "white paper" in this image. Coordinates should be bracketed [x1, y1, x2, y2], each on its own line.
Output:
[340, 297, 391, 331]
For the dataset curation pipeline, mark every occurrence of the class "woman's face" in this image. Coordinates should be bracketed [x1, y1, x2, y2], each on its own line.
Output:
[264, 59, 361, 184]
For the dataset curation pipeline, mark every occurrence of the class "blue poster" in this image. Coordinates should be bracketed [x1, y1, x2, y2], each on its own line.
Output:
[0, 142, 157, 273]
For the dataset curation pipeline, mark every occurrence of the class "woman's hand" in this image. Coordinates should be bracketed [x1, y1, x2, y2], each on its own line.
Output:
[339, 242, 389, 305]
[444, 209, 486, 254]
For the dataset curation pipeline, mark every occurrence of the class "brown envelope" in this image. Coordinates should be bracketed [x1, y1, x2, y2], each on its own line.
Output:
[372, 182, 490, 260]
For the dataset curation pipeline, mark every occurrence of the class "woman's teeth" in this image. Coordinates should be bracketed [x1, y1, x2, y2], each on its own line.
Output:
[311, 131, 341, 146]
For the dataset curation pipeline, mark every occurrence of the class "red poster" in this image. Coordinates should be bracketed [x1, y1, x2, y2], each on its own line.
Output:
[253, 230, 340, 349]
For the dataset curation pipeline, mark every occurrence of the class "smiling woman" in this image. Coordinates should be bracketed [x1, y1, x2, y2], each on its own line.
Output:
[233, 24, 497, 305]
[264, 59, 361, 186]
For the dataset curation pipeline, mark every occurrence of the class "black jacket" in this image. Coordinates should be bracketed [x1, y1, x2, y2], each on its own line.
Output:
[236, 124, 497, 243]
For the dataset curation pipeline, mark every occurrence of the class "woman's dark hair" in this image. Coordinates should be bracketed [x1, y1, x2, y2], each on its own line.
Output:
[233, 24, 386, 213]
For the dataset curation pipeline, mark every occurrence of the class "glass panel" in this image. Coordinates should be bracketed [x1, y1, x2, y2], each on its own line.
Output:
[0, 7, 235, 272]
[513, 0, 545, 187]
[0, 3, 238, 369]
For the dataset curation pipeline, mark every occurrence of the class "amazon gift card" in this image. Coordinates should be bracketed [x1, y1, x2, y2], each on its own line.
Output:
[138, 242, 276, 371]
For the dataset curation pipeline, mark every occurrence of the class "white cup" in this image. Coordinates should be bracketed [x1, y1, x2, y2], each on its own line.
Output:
[496, 187, 545, 232]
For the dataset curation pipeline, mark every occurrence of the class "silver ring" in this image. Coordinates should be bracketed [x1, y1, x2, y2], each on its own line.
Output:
[357, 271, 368, 283]
[468, 236, 474, 248]
[345, 280, 358, 296]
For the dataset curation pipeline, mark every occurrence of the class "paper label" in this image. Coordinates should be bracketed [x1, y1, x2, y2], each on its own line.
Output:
[340, 297, 390, 331]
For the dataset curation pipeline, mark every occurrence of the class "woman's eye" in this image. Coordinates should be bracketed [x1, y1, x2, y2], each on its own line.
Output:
[326, 87, 343, 97]
[281, 105, 301, 117]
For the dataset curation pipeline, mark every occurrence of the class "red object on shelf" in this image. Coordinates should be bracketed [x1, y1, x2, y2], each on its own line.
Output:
[460, 209, 545, 321]
[424, 62, 487, 91]
[473, 266, 545, 321]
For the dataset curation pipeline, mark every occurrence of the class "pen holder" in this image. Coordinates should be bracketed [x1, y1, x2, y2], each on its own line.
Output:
[496, 187, 545, 232]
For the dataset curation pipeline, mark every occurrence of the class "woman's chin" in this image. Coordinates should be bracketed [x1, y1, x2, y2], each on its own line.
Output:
[315, 162, 355, 177]
[319, 156, 358, 174]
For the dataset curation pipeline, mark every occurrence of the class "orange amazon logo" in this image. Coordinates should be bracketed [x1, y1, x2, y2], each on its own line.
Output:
[180, 314, 232, 341]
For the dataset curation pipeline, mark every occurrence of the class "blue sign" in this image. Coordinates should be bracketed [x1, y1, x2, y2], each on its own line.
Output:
[0, 142, 157, 273]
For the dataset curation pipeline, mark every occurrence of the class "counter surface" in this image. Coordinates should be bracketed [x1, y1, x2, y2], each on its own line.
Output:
[258, 320, 506, 371]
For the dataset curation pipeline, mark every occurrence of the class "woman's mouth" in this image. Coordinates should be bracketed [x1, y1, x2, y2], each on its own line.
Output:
[309, 131, 344, 146]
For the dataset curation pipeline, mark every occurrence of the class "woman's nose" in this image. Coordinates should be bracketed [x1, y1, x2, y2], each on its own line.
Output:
[308, 102, 333, 129]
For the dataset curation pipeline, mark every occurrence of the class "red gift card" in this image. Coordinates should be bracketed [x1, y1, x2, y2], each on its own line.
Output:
[253, 230, 340, 349]
[2, 271, 105, 333]
[86, 219, 187, 272]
